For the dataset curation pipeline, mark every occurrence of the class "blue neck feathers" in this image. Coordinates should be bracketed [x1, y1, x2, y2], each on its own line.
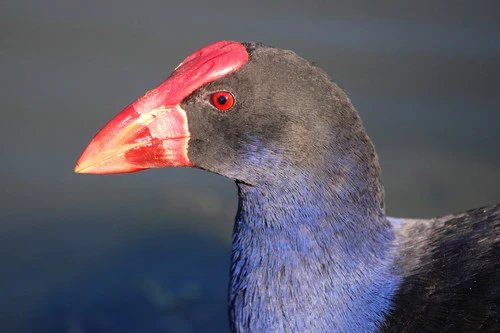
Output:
[228, 176, 400, 332]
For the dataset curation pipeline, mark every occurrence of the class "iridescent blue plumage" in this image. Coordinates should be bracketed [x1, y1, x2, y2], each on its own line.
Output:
[229, 181, 400, 332]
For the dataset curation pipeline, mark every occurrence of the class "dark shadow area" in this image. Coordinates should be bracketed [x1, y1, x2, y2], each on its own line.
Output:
[34, 226, 231, 333]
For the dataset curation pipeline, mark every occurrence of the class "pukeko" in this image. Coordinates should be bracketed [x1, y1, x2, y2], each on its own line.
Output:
[75, 41, 499, 332]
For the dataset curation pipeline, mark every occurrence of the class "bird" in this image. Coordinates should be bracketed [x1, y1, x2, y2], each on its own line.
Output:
[75, 40, 499, 332]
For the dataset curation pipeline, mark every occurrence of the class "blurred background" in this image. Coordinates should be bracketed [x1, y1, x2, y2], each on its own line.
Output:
[1, 1, 499, 332]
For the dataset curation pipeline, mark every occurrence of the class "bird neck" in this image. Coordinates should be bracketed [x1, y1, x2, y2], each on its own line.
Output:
[228, 176, 400, 332]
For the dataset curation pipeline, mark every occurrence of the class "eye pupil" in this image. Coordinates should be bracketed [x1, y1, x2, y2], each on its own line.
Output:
[217, 95, 227, 105]
[211, 91, 235, 111]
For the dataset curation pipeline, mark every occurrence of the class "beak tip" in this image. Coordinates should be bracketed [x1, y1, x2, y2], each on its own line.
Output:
[73, 160, 93, 174]
[74, 163, 84, 174]
[74, 148, 93, 173]
[73, 153, 148, 175]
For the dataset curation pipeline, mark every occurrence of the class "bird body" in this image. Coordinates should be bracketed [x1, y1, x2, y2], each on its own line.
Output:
[387, 205, 499, 332]
[76, 41, 499, 332]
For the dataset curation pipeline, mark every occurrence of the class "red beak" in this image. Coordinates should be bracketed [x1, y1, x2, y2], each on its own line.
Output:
[74, 40, 249, 174]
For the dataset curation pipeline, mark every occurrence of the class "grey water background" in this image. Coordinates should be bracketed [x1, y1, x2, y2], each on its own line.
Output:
[1, 1, 499, 332]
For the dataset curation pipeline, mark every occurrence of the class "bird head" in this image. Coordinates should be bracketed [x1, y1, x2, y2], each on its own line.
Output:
[75, 41, 376, 189]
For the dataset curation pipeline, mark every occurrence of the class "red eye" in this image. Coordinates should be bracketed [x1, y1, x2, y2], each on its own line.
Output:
[211, 91, 235, 111]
